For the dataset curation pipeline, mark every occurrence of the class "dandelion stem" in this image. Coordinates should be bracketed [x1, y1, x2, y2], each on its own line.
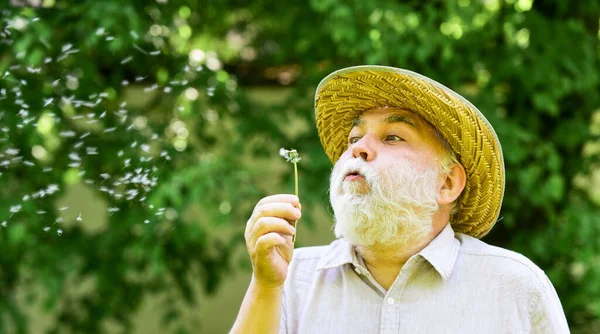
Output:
[293, 161, 298, 243]
[279, 148, 301, 243]
[294, 162, 298, 197]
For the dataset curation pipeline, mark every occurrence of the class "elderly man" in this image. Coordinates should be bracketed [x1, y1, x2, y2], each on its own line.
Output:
[231, 66, 569, 333]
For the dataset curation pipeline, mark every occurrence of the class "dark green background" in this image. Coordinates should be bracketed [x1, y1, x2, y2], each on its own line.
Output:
[1, 0, 599, 333]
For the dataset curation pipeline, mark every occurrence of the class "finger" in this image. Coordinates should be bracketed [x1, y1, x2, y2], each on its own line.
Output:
[247, 202, 301, 236]
[256, 194, 300, 209]
[246, 195, 301, 239]
[252, 202, 301, 222]
[249, 217, 296, 249]
[255, 232, 287, 257]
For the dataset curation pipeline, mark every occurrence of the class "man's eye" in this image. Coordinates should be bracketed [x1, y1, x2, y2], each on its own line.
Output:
[348, 137, 361, 144]
[385, 135, 403, 142]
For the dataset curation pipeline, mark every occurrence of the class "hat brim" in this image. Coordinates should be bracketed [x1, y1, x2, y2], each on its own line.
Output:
[315, 65, 505, 238]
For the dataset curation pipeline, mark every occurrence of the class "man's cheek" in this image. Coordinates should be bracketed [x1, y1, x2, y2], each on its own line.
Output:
[340, 148, 354, 160]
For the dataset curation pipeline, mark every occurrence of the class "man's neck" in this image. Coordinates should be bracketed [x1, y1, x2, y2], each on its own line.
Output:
[356, 241, 424, 291]
[355, 222, 448, 291]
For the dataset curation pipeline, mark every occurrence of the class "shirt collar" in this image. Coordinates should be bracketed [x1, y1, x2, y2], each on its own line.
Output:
[316, 223, 460, 281]
[316, 237, 360, 271]
[418, 223, 460, 280]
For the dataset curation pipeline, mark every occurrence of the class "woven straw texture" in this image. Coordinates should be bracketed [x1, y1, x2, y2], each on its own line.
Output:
[315, 66, 505, 238]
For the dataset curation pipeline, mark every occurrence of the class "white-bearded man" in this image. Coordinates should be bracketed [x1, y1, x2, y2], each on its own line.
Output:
[231, 66, 569, 334]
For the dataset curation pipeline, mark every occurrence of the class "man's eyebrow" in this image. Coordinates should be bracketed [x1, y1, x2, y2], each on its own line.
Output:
[352, 117, 364, 127]
[383, 114, 417, 129]
[351, 113, 418, 129]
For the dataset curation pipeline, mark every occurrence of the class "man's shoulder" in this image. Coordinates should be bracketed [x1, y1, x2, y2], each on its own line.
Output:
[455, 233, 547, 281]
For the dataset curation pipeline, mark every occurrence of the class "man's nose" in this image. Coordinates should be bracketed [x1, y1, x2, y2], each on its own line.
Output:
[351, 135, 376, 162]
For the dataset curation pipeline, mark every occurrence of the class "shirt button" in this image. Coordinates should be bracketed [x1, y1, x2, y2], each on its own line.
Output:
[387, 297, 395, 305]
[354, 267, 362, 275]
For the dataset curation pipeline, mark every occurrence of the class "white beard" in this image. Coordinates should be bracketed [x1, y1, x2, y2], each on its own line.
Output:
[329, 157, 440, 251]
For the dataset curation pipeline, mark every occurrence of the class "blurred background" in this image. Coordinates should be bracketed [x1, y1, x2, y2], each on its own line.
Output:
[0, 0, 599, 333]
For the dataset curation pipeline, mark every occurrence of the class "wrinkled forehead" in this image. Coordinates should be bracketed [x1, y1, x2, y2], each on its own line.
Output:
[351, 107, 435, 133]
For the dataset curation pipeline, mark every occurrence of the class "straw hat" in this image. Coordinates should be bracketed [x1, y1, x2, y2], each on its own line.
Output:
[314, 65, 505, 238]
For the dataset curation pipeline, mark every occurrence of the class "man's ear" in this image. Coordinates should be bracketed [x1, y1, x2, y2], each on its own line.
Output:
[437, 163, 466, 206]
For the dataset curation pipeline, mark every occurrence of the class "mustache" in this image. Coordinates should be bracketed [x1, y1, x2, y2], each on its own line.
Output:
[331, 158, 377, 186]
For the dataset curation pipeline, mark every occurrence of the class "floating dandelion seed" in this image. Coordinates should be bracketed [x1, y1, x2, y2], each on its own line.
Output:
[133, 44, 148, 55]
[59, 131, 76, 138]
[6, 148, 19, 155]
[76, 213, 82, 222]
[144, 220, 150, 224]
[59, 206, 69, 211]
[43, 226, 50, 232]
[143, 84, 158, 92]
[61, 43, 72, 52]
[57, 229, 63, 236]
[1, 221, 6, 227]
[46, 184, 59, 194]
[9, 204, 21, 214]
[279, 148, 301, 242]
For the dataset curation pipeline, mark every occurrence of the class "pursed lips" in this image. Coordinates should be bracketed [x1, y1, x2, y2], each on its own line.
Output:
[344, 170, 364, 181]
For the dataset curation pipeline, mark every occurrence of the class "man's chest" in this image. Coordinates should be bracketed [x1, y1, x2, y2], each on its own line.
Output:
[286, 273, 530, 334]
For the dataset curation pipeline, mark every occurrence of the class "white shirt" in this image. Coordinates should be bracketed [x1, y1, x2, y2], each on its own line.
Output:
[280, 224, 569, 333]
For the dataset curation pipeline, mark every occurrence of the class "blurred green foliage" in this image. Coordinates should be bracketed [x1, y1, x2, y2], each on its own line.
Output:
[0, 0, 599, 332]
